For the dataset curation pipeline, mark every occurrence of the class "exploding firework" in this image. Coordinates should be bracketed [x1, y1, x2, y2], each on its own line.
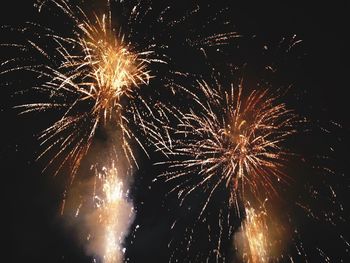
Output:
[158, 79, 298, 215]
[8, 0, 156, 178]
[154, 75, 348, 262]
[150, 77, 300, 262]
[0, 0, 238, 179]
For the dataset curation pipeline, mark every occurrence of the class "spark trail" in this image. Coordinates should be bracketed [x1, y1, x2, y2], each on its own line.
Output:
[89, 164, 134, 263]
[242, 205, 269, 263]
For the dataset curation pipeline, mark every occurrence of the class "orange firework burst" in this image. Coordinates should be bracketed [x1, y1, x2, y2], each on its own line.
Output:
[77, 16, 152, 123]
[13, 0, 156, 178]
[159, 79, 297, 214]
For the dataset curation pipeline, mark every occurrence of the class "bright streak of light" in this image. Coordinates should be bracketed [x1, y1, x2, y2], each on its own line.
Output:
[93, 165, 134, 263]
[242, 205, 269, 263]
[102, 171, 124, 263]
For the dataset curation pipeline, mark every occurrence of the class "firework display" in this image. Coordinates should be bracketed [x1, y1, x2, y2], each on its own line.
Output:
[2, 0, 237, 178]
[1, 0, 348, 263]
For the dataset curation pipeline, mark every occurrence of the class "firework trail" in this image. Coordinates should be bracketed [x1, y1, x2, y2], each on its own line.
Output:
[61, 161, 134, 263]
[240, 204, 269, 263]
[86, 163, 134, 263]
[232, 199, 290, 263]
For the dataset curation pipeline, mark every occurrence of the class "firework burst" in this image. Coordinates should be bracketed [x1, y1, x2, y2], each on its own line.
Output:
[0, 0, 239, 180]
[7, 0, 159, 179]
[155, 75, 348, 262]
[158, 79, 298, 215]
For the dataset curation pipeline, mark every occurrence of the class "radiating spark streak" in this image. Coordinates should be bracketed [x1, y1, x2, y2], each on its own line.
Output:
[215, 210, 224, 262]
[316, 247, 331, 262]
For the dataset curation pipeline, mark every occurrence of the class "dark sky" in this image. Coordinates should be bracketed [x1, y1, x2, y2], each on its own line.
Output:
[1, 1, 349, 262]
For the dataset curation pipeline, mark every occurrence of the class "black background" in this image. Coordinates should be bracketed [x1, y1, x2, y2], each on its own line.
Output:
[1, 1, 349, 262]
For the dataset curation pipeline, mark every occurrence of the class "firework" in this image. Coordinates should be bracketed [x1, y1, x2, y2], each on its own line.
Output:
[94, 164, 134, 263]
[158, 79, 297, 215]
[8, 0, 158, 179]
[156, 75, 348, 262]
[148, 77, 299, 262]
[0, 0, 239, 180]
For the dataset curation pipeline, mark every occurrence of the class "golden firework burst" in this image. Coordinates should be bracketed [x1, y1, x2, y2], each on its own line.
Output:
[159, 79, 297, 214]
[14, 1, 155, 178]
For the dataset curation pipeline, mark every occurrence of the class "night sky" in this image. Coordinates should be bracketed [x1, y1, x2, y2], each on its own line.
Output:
[1, 1, 349, 262]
